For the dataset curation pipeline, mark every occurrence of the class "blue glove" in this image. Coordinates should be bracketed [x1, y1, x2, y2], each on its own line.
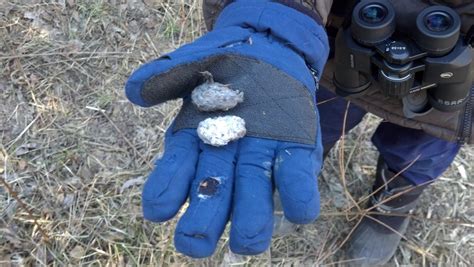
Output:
[125, 0, 329, 258]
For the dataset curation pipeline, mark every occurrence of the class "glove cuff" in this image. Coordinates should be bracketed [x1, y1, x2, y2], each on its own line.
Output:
[204, 0, 327, 31]
[214, 0, 329, 75]
[267, 0, 323, 25]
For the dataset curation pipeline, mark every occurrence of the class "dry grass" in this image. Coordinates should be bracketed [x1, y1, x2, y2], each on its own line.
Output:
[1, 0, 473, 266]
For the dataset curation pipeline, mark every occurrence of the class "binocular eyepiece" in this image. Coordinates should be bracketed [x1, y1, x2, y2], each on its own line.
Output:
[334, 0, 472, 116]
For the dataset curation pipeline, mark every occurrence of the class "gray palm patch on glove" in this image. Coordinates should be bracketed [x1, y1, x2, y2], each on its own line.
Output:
[142, 54, 318, 145]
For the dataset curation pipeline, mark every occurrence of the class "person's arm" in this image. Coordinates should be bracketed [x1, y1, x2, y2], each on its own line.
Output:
[126, 0, 330, 258]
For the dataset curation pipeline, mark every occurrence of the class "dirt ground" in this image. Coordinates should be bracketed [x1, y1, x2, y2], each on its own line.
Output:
[1, 0, 473, 266]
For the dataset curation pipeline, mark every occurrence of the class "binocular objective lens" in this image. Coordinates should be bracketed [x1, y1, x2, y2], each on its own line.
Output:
[425, 11, 452, 32]
[360, 4, 387, 23]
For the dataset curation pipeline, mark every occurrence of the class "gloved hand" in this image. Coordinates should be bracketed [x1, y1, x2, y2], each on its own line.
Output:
[125, 0, 329, 258]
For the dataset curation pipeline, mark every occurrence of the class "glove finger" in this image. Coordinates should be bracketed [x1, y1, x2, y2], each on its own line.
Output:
[174, 141, 238, 258]
[273, 141, 323, 224]
[142, 129, 199, 222]
[230, 138, 277, 255]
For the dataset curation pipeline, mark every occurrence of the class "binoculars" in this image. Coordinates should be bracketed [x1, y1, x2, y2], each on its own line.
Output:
[334, 0, 473, 116]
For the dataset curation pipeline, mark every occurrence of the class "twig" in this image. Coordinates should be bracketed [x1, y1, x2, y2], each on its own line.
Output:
[0, 51, 131, 60]
[319, 209, 474, 227]
[320, 215, 365, 262]
[338, 101, 360, 211]
[365, 180, 432, 215]
[100, 111, 153, 169]
[316, 97, 338, 106]
[315, 224, 335, 264]
[6, 114, 40, 150]
[365, 215, 437, 261]
[343, 155, 422, 213]
[0, 150, 50, 242]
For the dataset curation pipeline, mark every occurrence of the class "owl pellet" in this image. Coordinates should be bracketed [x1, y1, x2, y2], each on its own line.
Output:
[191, 71, 244, 112]
[197, 116, 246, 146]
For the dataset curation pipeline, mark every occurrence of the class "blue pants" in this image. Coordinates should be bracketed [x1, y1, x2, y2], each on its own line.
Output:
[318, 89, 461, 185]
